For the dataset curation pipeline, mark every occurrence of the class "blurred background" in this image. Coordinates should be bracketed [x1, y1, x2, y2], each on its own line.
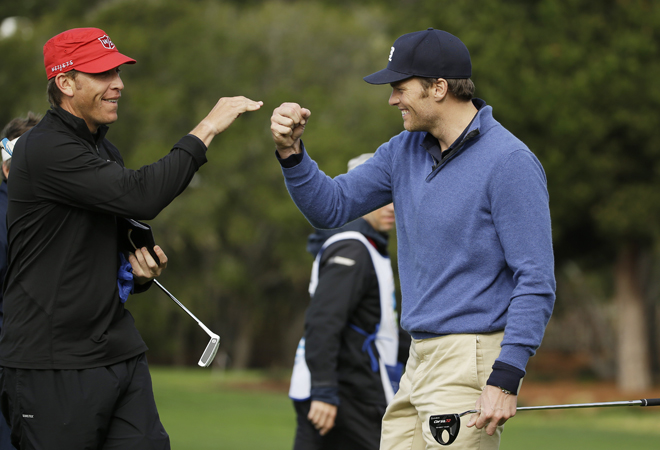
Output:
[2, 0, 660, 402]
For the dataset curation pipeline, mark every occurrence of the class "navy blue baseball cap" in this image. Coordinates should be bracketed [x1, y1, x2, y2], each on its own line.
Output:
[364, 28, 471, 85]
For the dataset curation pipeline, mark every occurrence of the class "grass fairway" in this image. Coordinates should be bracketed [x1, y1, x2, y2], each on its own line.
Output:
[502, 409, 660, 449]
[151, 367, 660, 450]
[151, 367, 295, 450]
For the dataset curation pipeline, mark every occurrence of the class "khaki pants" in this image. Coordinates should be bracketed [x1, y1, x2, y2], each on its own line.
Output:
[381, 332, 505, 450]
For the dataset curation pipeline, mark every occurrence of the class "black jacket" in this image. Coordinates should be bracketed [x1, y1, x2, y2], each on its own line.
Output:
[305, 218, 410, 406]
[0, 106, 207, 369]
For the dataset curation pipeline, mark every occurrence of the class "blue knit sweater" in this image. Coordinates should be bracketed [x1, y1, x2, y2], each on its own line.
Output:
[280, 100, 555, 384]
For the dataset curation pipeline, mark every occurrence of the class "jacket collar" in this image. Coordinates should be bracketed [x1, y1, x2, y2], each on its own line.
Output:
[50, 106, 109, 147]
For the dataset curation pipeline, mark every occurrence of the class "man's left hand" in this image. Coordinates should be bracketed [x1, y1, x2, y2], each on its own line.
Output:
[466, 385, 517, 435]
[130, 245, 168, 284]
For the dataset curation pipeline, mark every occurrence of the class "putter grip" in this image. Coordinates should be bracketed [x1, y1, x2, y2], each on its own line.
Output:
[641, 398, 660, 407]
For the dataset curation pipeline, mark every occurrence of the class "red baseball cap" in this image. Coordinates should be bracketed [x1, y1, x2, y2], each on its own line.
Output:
[44, 27, 136, 80]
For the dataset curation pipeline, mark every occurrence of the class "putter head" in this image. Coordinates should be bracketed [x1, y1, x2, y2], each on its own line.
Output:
[198, 333, 220, 367]
[429, 414, 461, 446]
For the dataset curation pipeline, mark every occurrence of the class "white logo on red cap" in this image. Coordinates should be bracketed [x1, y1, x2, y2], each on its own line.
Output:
[51, 60, 74, 74]
[389, 47, 395, 61]
[98, 35, 115, 50]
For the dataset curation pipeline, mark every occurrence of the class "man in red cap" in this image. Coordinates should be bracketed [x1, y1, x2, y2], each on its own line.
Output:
[0, 27, 262, 450]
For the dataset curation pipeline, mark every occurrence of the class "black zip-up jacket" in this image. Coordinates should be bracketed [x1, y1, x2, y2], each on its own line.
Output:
[305, 218, 410, 406]
[0, 106, 207, 369]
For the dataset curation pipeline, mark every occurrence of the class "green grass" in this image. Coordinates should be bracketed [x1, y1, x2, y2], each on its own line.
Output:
[151, 367, 660, 450]
[151, 367, 295, 450]
[502, 409, 660, 450]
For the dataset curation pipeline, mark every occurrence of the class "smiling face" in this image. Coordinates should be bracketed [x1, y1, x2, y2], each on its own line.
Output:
[388, 77, 437, 133]
[58, 67, 124, 133]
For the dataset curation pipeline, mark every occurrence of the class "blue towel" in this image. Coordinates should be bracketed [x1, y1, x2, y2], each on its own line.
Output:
[117, 253, 134, 303]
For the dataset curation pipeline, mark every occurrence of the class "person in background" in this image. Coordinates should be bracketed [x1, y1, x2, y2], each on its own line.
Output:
[0, 112, 39, 450]
[0, 27, 261, 450]
[289, 153, 410, 450]
[271, 28, 555, 449]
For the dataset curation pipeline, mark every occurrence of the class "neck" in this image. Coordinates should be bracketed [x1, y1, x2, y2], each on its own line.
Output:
[430, 99, 478, 151]
[59, 101, 98, 134]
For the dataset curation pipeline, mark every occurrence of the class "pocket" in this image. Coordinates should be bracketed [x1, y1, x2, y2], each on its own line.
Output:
[474, 335, 486, 389]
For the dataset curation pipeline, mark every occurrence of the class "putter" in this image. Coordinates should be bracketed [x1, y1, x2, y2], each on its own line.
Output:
[154, 280, 220, 368]
[429, 397, 660, 445]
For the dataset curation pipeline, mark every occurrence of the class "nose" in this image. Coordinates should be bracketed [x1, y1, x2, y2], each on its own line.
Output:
[384, 203, 395, 215]
[388, 90, 399, 106]
[111, 71, 124, 91]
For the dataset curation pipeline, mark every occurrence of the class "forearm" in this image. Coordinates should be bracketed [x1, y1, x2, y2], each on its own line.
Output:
[491, 150, 556, 382]
[279, 143, 391, 229]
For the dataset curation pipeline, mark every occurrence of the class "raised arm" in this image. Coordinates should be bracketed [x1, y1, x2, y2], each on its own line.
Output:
[191, 96, 263, 147]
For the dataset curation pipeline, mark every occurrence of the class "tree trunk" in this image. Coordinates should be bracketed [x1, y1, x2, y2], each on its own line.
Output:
[231, 316, 255, 370]
[614, 244, 652, 391]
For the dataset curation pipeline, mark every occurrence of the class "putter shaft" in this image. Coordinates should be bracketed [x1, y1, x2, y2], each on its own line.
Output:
[430, 397, 660, 446]
[153, 279, 221, 367]
[465, 397, 660, 416]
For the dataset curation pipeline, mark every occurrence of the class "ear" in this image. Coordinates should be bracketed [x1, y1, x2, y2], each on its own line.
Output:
[433, 78, 449, 102]
[55, 73, 75, 99]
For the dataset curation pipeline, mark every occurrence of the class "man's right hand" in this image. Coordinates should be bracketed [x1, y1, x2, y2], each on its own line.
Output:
[191, 96, 263, 147]
[307, 400, 337, 436]
[270, 102, 311, 159]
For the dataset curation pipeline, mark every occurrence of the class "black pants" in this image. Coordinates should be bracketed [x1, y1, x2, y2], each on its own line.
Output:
[292, 396, 385, 450]
[0, 353, 169, 450]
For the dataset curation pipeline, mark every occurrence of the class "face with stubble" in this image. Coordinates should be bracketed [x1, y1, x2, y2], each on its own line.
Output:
[61, 67, 124, 133]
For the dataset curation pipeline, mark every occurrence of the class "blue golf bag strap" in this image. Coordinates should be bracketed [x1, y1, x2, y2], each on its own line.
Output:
[349, 323, 380, 372]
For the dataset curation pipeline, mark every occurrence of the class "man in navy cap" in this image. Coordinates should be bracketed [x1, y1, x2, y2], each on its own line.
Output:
[271, 28, 555, 449]
[0, 27, 262, 450]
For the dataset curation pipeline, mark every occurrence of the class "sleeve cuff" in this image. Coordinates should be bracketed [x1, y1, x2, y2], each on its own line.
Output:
[275, 141, 306, 168]
[486, 360, 525, 395]
[173, 134, 208, 169]
[132, 279, 153, 294]
[310, 386, 340, 406]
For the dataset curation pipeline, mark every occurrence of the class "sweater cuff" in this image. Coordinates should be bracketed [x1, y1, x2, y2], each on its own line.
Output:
[276, 150, 304, 168]
[275, 141, 306, 168]
[486, 361, 525, 395]
[310, 386, 340, 406]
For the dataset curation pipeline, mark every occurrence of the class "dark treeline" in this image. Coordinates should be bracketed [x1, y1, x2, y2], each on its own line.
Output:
[1, 0, 660, 391]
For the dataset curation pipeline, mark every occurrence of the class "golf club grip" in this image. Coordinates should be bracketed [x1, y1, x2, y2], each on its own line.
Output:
[641, 398, 660, 407]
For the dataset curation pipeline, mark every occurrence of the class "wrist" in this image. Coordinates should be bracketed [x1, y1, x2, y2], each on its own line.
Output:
[276, 141, 301, 159]
[189, 120, 217, 147]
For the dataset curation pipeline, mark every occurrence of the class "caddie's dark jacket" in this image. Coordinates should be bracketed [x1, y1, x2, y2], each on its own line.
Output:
[305, 218, 410, 406]
[0, 106, 207, 369]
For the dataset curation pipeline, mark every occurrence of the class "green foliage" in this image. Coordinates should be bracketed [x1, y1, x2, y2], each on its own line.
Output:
[4, 0, 660, 369]
[1, 0, 401, 366]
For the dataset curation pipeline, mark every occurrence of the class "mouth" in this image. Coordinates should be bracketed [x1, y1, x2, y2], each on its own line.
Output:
[103, 98, 119, 105]
[400, 109, 409, 117]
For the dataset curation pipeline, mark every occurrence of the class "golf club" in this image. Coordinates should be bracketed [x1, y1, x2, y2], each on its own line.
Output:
[429, 397, 660, 445]
[154, 280, 221, 368]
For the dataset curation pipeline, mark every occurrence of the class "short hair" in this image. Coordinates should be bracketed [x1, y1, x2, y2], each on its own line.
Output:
[2, 111, 41, 180]
[2, 111, 41, 140]
[419, 77, 475, 102]
[47, 70, 79, 107]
